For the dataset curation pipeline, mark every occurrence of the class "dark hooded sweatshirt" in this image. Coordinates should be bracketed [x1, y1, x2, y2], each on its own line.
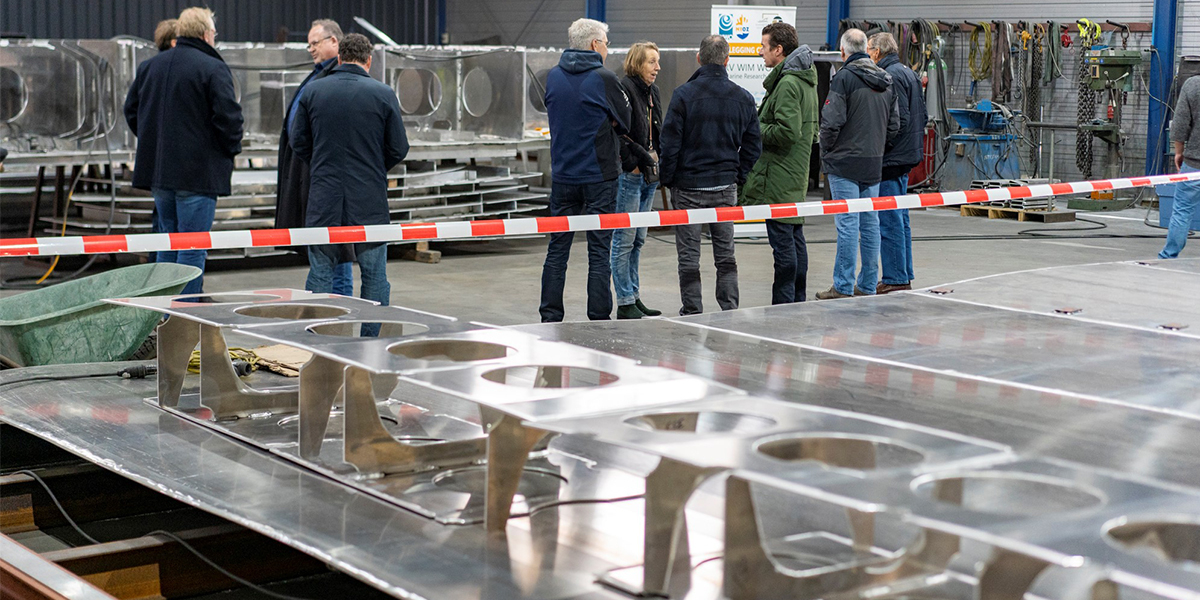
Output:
[878, 53, 929, 181]
[819, 52, 900, 186]
[545, 49, 632, 185]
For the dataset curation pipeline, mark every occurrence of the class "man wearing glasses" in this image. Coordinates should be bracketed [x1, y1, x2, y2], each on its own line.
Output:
[124, 7, 243, 295]
[539, 18, 631, 322]
[275, 19, 353, 296]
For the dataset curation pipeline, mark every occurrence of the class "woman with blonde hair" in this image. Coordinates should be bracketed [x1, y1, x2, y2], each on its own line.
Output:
[612, 41, 663, 319]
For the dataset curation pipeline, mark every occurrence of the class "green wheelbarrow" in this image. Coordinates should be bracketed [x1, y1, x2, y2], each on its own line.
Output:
[0, 263, 200, 367]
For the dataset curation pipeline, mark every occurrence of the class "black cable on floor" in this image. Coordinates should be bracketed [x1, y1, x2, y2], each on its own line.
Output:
[146, 530, 319, 600]
[12, 470, 101, 545]
[8, 469, 316, 600]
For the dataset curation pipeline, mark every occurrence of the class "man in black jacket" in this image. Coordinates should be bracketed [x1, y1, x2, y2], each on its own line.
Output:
[815, 28, 899, 300]
[659, 35, 761, 316]
[870, 32, 927, 294]
[290, 33, 408, 337]
[275, 19, 352, 296]
[124, 7, 243, 295]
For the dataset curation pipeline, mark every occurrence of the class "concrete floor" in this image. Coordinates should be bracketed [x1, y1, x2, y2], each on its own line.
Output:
[0, 205, 1179, 325]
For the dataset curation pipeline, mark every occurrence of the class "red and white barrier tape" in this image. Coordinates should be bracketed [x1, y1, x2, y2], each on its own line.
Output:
[2, 172, 1196, 258]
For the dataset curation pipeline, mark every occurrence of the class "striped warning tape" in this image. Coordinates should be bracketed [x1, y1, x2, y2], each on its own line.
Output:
[2, 172, 1196, 258]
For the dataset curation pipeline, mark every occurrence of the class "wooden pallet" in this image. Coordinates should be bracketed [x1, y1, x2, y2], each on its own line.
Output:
[959, 204, 1077, 223]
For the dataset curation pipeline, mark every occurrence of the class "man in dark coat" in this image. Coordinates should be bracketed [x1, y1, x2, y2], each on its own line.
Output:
[659, 35, 761, 316]
[289, 33, 408, 337]
[539, 18, 631, 323]
[275, 18, 352, 296]
[870, 32, 928, 294]
[124, 7, 243, 295]
[815, 28, 899, 300]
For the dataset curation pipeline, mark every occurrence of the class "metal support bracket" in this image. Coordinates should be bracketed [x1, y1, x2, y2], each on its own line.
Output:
[722, 476, 960, 600]
[343, 366, 485, 476]
[481, 408, 552, 534]
[199, 324, 298, 420]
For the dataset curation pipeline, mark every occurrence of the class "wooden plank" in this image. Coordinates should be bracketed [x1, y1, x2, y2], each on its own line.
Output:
[401, 240, 441, 264]
[957, 205, 1076, 223]
[44, 524, 325, 599]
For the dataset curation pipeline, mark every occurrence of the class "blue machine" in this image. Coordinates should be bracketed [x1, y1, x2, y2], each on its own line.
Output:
[943, 99, 1020, 191]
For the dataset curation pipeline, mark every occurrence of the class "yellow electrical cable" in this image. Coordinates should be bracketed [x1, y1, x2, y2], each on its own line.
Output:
[968, 22, 993, 82]
[34, 165, 89, 284]
[187, 347, 260, 374]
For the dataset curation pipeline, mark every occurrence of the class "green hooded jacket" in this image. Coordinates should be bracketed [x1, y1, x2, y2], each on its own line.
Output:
[739, 45, 818, 225]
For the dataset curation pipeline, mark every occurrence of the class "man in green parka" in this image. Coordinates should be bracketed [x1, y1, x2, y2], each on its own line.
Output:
[740, 22, 818, 304]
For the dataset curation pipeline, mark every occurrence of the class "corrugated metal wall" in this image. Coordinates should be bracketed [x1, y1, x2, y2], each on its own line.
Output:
[849, 1, 1156, 182]
[447, 0, 584, 46]
[0, 0, 438, 44]
[446, 0, 827, 49]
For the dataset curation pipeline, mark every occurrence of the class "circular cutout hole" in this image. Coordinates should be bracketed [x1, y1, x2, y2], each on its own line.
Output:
[527, 68, 550, 113]
[173, 293, 283, 304]
[234, 304, 351, 320]
[389, 340, 511, 362]
[913, 472, 1105, 517]
[0, 67, 27, 122]
[481, 365, 615, 388]
[756, 434, 925, 470]
[307, 320, 430, 338]
[624, 411, 777, 434]
[1106, 520, 1200, 567]
[462, 67, 493, 117]
[393, 68, 442, 116]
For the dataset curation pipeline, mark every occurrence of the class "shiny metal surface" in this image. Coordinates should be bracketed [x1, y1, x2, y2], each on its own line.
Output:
[7, 260, 1200, 599]
[0, 367, 653, 600]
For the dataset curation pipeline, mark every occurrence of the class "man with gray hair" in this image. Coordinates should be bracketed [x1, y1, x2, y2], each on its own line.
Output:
[539, 18, 632, 322]
[869, 31, 927, 293]
[124, 6, 243, 296]
[275, 18, 352, 296]
[815, 28, 899, 300]
[659, 35, 762, 315]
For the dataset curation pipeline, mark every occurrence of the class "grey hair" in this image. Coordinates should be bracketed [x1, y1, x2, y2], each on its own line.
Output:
[841, 28, 867, 55]
[868, 32, 898, 56]
[697, 35, 729, 66]
[311, 19, 344, 41]
[568, 18, 609, 51]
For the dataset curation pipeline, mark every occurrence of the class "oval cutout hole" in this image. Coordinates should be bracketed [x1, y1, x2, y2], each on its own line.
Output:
[481, 365, 616, 388]
[624, 411, 776, 434]
[756, 435, 925, 470]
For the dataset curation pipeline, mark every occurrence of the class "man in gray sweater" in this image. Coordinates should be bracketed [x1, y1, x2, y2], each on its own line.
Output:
[1161, 76, 1200, 259]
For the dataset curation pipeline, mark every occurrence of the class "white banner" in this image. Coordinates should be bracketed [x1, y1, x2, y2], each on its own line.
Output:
[711, 4, 797, 103]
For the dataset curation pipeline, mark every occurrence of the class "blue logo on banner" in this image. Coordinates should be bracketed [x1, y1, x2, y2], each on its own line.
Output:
[718, 14, 733, 36]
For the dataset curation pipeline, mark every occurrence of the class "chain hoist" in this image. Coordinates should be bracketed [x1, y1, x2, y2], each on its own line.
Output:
[1028, 25, 1045, 169]
[1075, 19, 1101, 179]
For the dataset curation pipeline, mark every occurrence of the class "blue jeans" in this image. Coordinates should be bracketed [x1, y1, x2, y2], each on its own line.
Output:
[827, 174, 880, 296]
[540, 179, 618, 322]
[307, 242, 390, 337]
[1161, 162, 1200, 259]
[611, 172, 658, 306]
[878, 174, 914, 285]
[152, 188, 216, 295]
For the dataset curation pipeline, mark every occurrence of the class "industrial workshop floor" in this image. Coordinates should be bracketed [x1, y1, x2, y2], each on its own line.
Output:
[0, 206, 1179, 324]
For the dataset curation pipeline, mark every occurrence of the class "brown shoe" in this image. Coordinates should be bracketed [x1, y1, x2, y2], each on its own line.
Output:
[815, 287, 852, 300]
[876, 282, 913, 295]
[853, 287, 872, 296]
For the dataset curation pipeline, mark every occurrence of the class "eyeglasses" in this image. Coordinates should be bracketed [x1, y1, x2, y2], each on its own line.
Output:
[307, 36, 332, 49]
[595, 39, 609, 47]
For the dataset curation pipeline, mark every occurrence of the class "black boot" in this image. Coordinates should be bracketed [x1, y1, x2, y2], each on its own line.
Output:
[617, 304, 645, 319]
[634, 299, 662, 317]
